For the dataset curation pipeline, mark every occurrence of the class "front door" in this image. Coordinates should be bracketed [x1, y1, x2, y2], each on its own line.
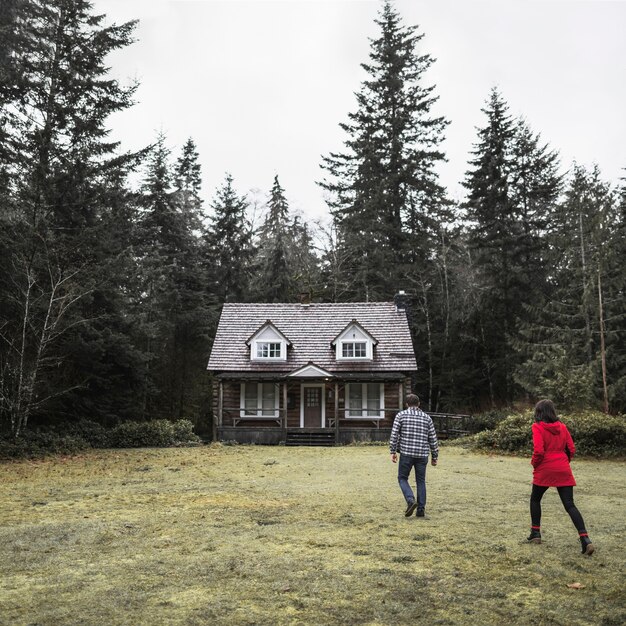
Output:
[302, 385, 323, 427]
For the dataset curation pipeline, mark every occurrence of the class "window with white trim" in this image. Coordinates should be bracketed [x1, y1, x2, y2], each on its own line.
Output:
[256, 342, 282, 359]
[240, 383, 279, 417]
[342, 342, 367, 358]
[345, 383, 384, 418]
[335, 323, 374, 360]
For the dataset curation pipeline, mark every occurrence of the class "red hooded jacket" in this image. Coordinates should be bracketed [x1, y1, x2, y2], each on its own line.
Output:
[531, 420, 576, 487]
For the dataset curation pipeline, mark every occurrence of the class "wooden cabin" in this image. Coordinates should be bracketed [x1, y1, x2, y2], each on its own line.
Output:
[207, 297, 417, 444]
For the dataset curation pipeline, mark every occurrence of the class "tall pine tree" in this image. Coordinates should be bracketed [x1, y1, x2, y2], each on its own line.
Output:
[136, 134, 211, 421]
[515, 165, 620, 410]
[463, 89, 562, 406]
[252, 175, 294, 302]
[319, 0, 448, 301]
[206, 173, 253, 303]
[0, 0, 141, 433]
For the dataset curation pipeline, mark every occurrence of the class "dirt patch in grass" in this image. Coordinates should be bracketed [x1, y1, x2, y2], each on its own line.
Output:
[0, 445, 624, 625]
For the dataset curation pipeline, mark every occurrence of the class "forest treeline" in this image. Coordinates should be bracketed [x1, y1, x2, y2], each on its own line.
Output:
[1, 1, 624, 439]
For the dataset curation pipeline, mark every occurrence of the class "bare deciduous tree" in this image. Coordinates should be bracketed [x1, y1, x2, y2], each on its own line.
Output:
[0, 246, 92, 437]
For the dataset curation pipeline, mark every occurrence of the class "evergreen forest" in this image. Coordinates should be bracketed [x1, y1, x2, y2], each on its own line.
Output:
[1, 0, 624, 440]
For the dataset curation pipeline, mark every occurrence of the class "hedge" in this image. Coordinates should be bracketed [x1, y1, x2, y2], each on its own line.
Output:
[0, 419, 201, 460]
[466, 410, 626, 457]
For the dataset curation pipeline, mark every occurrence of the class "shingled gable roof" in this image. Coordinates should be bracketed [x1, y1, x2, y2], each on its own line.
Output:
[207, 302, 417, 373]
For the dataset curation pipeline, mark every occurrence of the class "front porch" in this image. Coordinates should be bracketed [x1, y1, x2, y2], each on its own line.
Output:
[217, 413, 472, 445]
[213, 372, 410, 443]
[212, 373, 473, 445]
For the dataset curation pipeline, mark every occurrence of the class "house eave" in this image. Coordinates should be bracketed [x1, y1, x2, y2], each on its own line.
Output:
[214, 370, 412, 381]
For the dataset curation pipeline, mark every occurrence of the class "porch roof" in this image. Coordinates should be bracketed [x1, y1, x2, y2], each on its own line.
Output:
[216, 371, 407, 381]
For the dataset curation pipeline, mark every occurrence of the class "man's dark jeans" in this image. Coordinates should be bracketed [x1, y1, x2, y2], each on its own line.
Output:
[398, 454, 428, 509]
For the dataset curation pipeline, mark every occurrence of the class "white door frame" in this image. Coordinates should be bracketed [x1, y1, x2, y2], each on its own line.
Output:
[300, 383, 325, 428]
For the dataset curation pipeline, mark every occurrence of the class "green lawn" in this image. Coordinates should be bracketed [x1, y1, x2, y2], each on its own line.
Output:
[0, 445, 624, 625]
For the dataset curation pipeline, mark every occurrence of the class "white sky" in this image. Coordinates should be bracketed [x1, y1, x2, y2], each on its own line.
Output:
[95, 0, 626, 221]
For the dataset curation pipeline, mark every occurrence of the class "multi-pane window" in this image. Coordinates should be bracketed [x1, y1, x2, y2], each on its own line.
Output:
[342, 342, 367, 358]
[346, 383, 383, 418]
[242, 383, 278, 416]
[305, 387, 320, 407]
[256, 342, 282, 359]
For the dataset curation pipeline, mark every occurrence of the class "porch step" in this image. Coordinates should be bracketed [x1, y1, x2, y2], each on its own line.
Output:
[285, 430, 336, 447]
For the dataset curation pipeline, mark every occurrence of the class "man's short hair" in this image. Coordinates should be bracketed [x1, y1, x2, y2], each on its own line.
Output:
[405, 394, 420, 407]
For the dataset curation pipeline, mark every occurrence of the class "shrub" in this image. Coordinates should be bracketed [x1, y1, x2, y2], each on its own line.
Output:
[61, 420, 111, 448]
[466, 410, 626, 457]
[172, 419, 201, 444]
[0, 430, 90, 460]
[108, 419, 201, 448]
[469, 412, 534, 454]
[108, 420, 176, 448]
[0, 418, 202, 459]
[561, 412, 626, 457]
[469, 409, 511, 433]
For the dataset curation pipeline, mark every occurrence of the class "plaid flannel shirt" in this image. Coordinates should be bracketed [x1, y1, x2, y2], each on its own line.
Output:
[389, 407, 439, 459]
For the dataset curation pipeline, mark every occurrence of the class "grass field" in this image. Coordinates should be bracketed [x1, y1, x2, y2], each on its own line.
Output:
[0, 444, 624, 626]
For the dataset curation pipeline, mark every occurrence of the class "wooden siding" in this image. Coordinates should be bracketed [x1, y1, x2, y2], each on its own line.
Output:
[216, 378, 412, 432]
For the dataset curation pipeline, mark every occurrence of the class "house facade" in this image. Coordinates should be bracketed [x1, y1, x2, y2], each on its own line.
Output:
[207, 298, 417, 444]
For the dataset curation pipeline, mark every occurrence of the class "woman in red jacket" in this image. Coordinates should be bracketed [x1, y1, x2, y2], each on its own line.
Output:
[527, 399, 594, 555]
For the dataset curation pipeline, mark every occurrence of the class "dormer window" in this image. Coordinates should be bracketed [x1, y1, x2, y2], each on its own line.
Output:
[246, 320, 290, 362]
[256, 342, 282, 359]
[332, 320, 377, 361]
[342, 342, 367, 358]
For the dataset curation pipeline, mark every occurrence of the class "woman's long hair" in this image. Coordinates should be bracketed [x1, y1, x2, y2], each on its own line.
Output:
[534, 399, 559, 423]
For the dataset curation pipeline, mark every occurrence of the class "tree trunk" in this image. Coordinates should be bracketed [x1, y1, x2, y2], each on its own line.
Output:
[579, 210, 594, 361]
[436, 232, 451, 412]
[597, 268, 609, 414]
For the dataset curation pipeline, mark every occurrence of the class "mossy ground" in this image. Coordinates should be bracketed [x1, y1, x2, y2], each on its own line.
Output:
[0, 445, 624, 625]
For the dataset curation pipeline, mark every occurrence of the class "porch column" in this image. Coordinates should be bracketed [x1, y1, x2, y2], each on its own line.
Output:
[398, 381, 404, 411]
[283, 382, 288, 431]
[215, 379, 223, 441]
[334, 381, 339, 444]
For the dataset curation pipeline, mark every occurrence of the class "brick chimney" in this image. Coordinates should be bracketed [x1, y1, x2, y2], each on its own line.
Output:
[394, 290, 410, 314]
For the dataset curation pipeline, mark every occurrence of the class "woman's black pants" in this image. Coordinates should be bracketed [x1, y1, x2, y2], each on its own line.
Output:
[530, 485, 587, 533]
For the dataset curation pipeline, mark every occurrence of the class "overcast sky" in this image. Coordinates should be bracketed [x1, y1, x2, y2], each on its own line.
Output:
[95, 0, 625, 221]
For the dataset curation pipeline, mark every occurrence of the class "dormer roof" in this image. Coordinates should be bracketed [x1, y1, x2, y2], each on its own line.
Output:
[330, 319, 378, 347]
[245, 320, 292, 346]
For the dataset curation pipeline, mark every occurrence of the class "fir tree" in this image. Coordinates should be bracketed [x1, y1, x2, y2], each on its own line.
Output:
[135, 134, 212, 421]
[169, 138, 211, 422]
[462, 88, 516, 404]
[462, 89, 563, 405]
[249, 177, 321, 303]
[290, 216, 321, 299]
[206, 173, 252, 303]
[605, 176, 626, 411]
[514, 165, 619, 410]
[319, 0, 448, 301]
[252, 176, 294, 302]
[141, 133, 180, 256]
[174, 137, 204, 233]
[509, 118, 562, 291]
[0, 0, 141, 432]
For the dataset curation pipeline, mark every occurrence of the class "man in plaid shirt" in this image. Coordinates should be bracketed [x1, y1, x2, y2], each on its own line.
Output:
[389, 393, 439, 517]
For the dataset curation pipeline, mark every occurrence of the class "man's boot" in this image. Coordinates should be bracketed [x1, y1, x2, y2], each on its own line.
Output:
[404, 500, 418, 517]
